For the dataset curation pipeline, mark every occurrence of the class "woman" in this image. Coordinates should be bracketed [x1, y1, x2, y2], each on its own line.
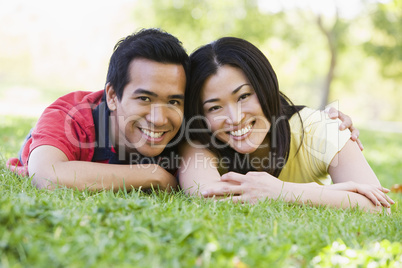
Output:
[179, 37, 394, 212]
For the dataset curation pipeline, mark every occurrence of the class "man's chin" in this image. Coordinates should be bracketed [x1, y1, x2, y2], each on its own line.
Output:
[136, 147, 165, 158]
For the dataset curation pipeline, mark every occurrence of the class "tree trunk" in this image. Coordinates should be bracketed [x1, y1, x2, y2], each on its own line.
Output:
[316, 15, 338, 109]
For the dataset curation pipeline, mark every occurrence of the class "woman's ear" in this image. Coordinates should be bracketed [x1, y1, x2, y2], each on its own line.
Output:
[105, 83, 117, 111]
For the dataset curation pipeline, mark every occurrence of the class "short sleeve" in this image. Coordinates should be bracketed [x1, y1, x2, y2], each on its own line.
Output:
[23, 91, 101, 165]
[300, 108, 351, 172]
[279, 108, 352, 185]
[28, 109, 95, 161]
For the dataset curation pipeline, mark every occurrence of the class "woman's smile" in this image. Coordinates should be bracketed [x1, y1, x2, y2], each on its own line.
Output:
[202, 65, 271, 154]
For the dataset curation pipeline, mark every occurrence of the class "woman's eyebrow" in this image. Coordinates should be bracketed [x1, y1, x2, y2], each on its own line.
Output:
[203, 84, 250, 105]
[203, 98, 220, 105]
[232, 83, 250, 95]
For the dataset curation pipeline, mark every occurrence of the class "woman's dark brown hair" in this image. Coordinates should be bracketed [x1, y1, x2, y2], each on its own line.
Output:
[185, 37, 303, 177]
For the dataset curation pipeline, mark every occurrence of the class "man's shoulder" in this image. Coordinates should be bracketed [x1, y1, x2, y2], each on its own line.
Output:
[52, 90, 104, 108]
[42, 90, 104, 122]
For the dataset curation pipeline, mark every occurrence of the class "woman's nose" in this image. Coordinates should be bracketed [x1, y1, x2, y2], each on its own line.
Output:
[225, 103, 245, 125]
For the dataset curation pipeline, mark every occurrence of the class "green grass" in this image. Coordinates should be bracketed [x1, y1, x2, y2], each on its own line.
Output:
[0, 116, 401, 267]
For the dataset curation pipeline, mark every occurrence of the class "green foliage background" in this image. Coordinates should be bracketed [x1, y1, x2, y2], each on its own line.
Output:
[131, 0, 402, 122]
[1, 0, 401, 123]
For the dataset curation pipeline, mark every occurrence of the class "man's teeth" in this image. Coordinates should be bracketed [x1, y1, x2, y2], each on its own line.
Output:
[142, 129, 164, 138]
[230, 124, 252, 137]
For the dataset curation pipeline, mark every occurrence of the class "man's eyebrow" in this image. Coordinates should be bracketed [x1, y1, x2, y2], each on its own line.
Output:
[133, 89, 158, 97]
[168, 94, 185, 100]
[203, 84, 250, 105]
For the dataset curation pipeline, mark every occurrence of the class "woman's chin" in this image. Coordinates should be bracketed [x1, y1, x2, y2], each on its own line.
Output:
[230, 143, 258, 154]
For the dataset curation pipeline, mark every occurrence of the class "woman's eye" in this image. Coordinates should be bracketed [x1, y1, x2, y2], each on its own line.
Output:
[139, 96, 151, 102]
[238, 93, 251, 101]
[208, 106, 221, 112]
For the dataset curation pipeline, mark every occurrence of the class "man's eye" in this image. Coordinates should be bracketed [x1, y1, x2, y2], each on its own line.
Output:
[238, 93, 251, 101]
[139, 96, 151, 102]
[169, 100, 181, 106]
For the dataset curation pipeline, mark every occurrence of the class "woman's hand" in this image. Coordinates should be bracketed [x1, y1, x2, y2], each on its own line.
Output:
[325, 181, 395, 208]
[201, 171, 287, 204]
[326, 107, 364, 151]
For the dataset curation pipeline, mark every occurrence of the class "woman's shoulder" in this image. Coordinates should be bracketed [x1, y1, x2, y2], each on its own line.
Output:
[289, 107, 321, 124]
[288, 107, 347, 134]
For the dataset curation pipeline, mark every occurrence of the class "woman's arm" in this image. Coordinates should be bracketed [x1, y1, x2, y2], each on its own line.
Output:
[202, 171, 391, 213]
[28, 145, 177, 191]
[201, 140, 394, 213]
[328, 139, 394, 206]
[178, 143, 232, 195]
[329, 140, 377, 184]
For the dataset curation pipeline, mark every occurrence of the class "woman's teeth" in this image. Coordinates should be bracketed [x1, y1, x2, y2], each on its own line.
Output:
[230, 123, 252, 137]
[141, 129, 164, 138]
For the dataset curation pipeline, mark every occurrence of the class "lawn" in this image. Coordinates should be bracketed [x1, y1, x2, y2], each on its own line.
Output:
[0, 116, 401, 267]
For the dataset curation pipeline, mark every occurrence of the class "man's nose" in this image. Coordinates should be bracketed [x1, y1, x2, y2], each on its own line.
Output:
[146, 104, 168, 126]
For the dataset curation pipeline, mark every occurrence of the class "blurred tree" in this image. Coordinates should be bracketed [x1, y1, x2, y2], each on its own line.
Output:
[314, 12, 349, 109]
[132, 0, 401, 121]
[364, 0, 402, 78]
[132, 0, 286, 51]
[133, 0, 350, 109]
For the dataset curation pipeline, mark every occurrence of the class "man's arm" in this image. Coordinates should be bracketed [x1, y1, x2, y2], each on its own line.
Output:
[28, 145, 177, 191]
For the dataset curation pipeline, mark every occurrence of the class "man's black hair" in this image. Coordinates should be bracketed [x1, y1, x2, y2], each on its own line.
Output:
[105, 28, 189, 100]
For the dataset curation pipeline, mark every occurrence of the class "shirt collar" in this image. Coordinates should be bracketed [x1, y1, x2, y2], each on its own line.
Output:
[92, 102, 123, 164]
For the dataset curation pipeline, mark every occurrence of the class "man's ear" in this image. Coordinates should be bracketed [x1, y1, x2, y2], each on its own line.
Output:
[105, 83, 117, 111]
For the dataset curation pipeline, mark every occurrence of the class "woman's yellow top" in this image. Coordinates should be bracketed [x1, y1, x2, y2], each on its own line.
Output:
[278, 107, 351, 185]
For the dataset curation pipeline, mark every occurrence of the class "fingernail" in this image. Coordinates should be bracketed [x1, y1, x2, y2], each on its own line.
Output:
[201, 191, 208, 196]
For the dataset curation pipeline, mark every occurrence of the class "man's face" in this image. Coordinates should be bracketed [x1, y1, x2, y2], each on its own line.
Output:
[106, 58, 186, 157]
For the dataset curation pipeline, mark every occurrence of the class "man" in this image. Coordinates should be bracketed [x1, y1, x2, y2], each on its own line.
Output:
[7, 28, 189, 191]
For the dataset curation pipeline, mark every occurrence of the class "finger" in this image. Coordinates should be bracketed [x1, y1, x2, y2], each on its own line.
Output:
[372, 190, 391, 207]
[202, 185, 243, 197]
[374, 189, 395, 207]
[221, 172, 247, 183]
[338, 115, 353, 131]
[379, 187, 390, 193]
[356, 139, 364, 151]
[388, 196, 395, 205]
[350, 127, 360, 141]
[246, 171, 266, 176]
[364, 192, 382, 207]
[379, 190, 395, 204]
[326, 107, 339, 119]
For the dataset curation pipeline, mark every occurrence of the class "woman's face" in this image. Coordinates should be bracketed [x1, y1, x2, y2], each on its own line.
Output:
[201, 65, 271, 154]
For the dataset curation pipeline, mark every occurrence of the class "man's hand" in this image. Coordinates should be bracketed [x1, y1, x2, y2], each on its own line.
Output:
[153, 165, 178, 192]
[326, 107, 364, 151]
